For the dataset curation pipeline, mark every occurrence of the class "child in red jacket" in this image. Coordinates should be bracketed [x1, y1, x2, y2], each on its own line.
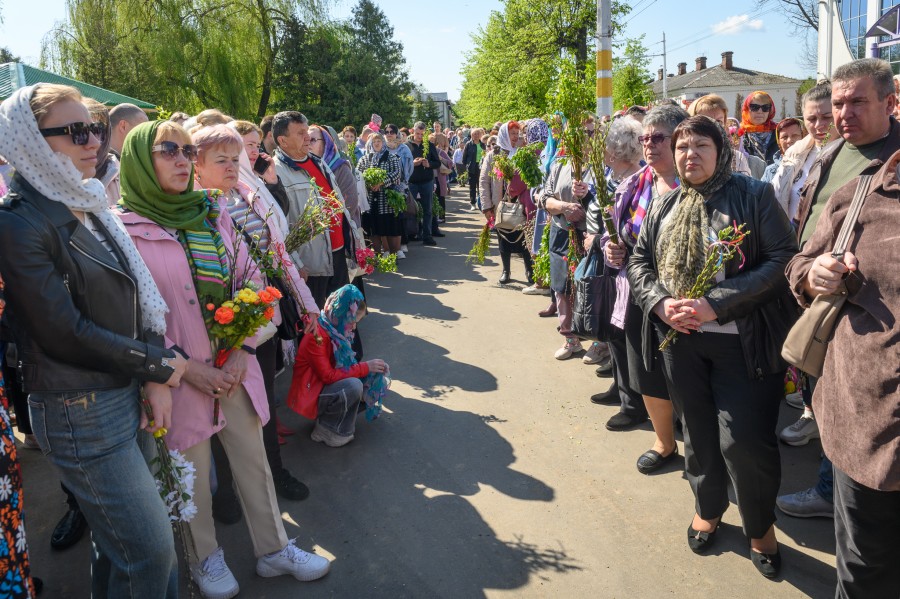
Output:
[287, 285, 390, 446]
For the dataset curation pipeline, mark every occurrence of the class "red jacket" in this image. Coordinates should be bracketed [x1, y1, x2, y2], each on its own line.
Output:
[287, 323, 369, 420]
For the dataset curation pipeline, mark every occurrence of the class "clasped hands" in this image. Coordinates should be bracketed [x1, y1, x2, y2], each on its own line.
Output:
[653, 297, 717, 335]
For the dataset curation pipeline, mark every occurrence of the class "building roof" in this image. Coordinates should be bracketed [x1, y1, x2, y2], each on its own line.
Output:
[650, 65, 802, 95]
[426, 92, 449, 102]
[0, 62, 156, 110]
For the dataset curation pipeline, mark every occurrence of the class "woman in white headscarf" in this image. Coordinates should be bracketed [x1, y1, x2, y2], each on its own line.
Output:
[0, 83, 187, 596]
[479, 121, 534, 285]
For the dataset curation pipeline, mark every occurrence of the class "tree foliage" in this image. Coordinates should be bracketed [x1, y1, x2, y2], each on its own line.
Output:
[612, 37, 654, 110]
[414, 93, 442, 126]
[456, 0, 630, 126]
[0, 47, 20, 63]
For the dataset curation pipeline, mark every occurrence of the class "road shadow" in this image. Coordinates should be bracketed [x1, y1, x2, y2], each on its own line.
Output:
[237, 392, 575, 598]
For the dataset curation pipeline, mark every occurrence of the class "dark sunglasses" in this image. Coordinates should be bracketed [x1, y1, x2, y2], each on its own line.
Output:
[638, 133, 670, 146]
[39, 121, 107, 145]
[749, 103, 772, 112]
[151, 141, 199, 161]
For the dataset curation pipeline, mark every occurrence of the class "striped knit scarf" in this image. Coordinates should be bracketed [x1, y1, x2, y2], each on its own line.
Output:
[624, 167, 655, 242]
[177, 192, 230, 317]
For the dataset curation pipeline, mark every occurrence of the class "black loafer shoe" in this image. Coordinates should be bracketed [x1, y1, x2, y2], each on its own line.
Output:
[423, 237, 437, 246]
[595, 361, 613, 378]
[273, 468, 310, 501]
[605, 412, 647, 431]
[50, 508, 87, 550]
[498, 271, 511, 284]
[687, 523, 719, 554]
[212, 487, 243, 525]
[432, 231, 446, 237]
[636, 447, 680, 474]
[590, 389, 619, 406]
[750, 546, 781, 578]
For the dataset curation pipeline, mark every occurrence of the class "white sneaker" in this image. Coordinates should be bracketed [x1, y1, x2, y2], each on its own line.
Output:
[400, 244, 408, 252]
[521, 284, 551, 296]
[257, 539, 331, 581]
[582, 341, 610, 365]
[779, 415, 820, 446]
[396, 250, 406, 260]
[191, 547, 239, 599]
[785, 391, 804, 410]
[776, 487, 834, 518]
[554, 338, 583, 360]
[310, 423, 354, 447]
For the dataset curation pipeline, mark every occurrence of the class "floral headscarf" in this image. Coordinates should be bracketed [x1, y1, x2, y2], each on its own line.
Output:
[525, 118, 550, 145]
[317, 284, 390, 420]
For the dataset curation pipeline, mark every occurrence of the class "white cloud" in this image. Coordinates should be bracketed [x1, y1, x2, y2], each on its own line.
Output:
[712, 14, 765, 35]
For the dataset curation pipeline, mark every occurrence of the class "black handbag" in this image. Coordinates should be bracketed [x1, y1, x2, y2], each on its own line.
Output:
[572, 248, 624, 343]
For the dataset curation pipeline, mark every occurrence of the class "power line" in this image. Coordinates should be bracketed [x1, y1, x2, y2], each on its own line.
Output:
[666, 8, 778, 54]
[664, 6, 779, 50]
[620, 0, 660, 28]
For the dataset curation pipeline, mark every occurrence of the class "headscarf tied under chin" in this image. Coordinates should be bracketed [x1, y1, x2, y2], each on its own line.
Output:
[739, 91, 777, 134]
[525, 118, 550, 145]
[0, 85, 169, 334]
[315, 125, 347, 173]
[656, 117, 733, 299]
[497, 121, 519, 157]
[317, 284, 390, 421]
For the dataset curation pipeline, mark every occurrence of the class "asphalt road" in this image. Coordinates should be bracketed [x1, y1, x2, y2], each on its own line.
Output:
[18, 186, 835, 598]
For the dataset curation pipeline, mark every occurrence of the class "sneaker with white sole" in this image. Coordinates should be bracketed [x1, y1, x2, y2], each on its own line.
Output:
[521, 284, 551, 296]
[310, 423, 354, 447]
[396, 250, 406, 260]
[257, 539, 331, 581]
[400, 244, 408, 252]
[554, 338, 583, 360]
[191, 547, 239, 599]
[582, 341, 610, 365]
[776, 487, 834, 518]
[779, 415, 820, 446]
[785, 391, 804, 410]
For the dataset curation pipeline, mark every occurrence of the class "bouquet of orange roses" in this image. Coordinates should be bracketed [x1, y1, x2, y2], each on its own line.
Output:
[205, 285, 282, 424]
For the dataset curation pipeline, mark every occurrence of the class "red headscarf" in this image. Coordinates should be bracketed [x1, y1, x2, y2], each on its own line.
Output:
[739, 91, 777, 134]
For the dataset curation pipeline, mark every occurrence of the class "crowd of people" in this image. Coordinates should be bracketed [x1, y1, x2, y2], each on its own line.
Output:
[0, 56, 896, 599]
[461, 58, 898, 596]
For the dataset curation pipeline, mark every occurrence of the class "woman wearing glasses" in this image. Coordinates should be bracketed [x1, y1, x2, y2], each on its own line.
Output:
[739, 91, 780, 165]
[0, 84, 187, 596]
[117, 120, 331, 597]
[597, 105, 688, 447]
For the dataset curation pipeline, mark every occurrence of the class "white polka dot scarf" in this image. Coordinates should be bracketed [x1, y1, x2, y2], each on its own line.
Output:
[0, 85, 168, 335]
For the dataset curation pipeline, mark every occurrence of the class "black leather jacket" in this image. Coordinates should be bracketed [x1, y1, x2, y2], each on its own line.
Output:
[626, 174, 800, 379]
[0, 175, 175, 393]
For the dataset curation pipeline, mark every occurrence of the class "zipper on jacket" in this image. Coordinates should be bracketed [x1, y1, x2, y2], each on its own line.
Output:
[68, 239, 139, 339]
[63, 273, 71, 294]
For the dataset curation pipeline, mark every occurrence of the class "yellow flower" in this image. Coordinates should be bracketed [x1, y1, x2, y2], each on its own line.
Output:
[236, 288, 259, 304]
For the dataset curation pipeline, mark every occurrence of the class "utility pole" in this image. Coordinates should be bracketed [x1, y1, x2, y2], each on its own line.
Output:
[662, 32, 668, 99]
[596, 0, 613, 117]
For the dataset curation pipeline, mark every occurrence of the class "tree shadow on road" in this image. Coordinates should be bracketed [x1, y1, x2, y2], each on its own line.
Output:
[259, 393, 579, 598]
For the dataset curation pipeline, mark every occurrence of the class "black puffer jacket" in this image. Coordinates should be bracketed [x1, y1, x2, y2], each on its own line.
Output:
[0, 175, 175, 393]
[627, 173, 800, 379]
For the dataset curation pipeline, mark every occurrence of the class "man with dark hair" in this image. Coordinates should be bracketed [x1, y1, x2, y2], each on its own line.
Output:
[260, 114, 277, 154]
[109, 103, 149, 157]
[272, 111, 350, 307]
[406, 121, 441, 245]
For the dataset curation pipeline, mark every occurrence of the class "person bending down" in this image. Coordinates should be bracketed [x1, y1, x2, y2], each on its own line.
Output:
[288, 284, 390, 446]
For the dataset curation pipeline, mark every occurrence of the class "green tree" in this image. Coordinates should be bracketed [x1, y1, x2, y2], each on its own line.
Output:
[415, 93, 442, 126]
[0, 47, 20, 63]
[612, 36, 654, 110]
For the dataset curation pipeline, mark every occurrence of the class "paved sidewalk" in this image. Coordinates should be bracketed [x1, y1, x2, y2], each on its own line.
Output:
[18, 186, 835, 598]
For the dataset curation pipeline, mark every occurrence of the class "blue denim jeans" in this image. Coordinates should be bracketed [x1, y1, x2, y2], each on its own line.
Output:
[28, 381, 177, 598]
[317, 377, 363, 436]
[408, 180, 435, 242]
[815, 455, 834, 503]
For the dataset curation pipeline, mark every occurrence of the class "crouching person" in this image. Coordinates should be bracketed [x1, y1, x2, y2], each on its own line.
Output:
[288, 285, 390, 447]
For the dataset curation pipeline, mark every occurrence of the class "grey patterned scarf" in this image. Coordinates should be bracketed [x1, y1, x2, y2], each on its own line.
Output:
[656, 121, 733, 298]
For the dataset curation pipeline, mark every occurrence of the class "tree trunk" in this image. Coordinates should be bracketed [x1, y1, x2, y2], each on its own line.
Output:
[575, 25, 588, 79]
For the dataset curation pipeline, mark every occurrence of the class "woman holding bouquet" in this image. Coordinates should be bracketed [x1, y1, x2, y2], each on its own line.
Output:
[357, 133, 403, 257]
[479, 122, 534, 285]
[191, 124, 318, 506]
[0, 84, 188, 597]
[288, 284, 390, 447]
[627, 116, 798, 578]
[118, 120, 330, 598]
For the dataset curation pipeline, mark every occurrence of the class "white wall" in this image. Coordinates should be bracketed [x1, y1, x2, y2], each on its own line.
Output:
[817, 0, 856, 79]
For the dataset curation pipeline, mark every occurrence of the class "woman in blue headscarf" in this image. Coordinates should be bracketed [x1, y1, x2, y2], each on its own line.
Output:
[309, 124, 362, 226]
[288, 285, 391, 447]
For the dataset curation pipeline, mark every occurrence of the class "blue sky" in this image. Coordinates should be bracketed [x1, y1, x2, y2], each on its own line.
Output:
[1, 0, 814, 103]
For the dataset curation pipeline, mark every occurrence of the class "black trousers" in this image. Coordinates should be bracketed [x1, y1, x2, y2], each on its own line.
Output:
[660, 331, 782, 538]
[468, 171, 479, 205]
[833, 466, 900, 599]
[608, 337, 647, 418]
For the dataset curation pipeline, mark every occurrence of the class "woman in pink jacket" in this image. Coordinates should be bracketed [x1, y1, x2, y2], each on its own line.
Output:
[118, 120, 330, 599]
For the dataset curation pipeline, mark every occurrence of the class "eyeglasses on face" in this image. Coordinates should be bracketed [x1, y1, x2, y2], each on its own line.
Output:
[151, 141, 199, 161]
[39, 121, 107, 146]
[308, 137, 323, 143]
[749, 103, 772, 112]
[638, 133, 670, 146]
